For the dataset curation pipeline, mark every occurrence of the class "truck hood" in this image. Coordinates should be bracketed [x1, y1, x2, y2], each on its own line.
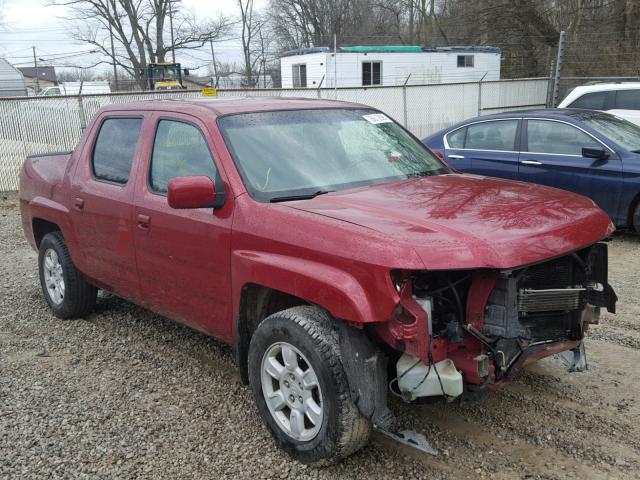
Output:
[287, 174, 614, 270]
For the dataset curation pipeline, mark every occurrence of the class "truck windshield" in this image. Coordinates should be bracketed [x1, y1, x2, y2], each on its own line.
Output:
[582, 114, 640, 152]
[218, 108, 449, 202]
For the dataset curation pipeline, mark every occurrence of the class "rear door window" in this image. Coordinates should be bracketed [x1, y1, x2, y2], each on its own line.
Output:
[526, 120, 601, 156]
[569, 91, 607, 110]
[464, 120, 518, 151]
[92, 118, 143, 184]
[614, 90, 640, 110]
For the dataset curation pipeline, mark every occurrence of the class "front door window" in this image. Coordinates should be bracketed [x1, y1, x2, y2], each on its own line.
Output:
[526, 120, 601, 156]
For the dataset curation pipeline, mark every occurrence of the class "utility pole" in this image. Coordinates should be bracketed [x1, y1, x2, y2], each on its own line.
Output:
[552, 30, 566, 107]
[546, 61, 555, 107]
[32, 46, 40, 94]
[169, 0, 176, 63]
[108, 21, 119, 91]
[333, 33, 337, 97]
[477, 71, 488, 116]
[209, 38, 219, 88]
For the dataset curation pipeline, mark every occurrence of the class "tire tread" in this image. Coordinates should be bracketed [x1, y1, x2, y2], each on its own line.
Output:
[249, 306, 372, 465]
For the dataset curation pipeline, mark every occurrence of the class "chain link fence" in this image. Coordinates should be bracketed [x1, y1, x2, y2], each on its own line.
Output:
[0, 78, 549, 191]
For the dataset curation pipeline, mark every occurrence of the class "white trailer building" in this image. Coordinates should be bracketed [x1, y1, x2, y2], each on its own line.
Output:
[280, 46, 501, 88]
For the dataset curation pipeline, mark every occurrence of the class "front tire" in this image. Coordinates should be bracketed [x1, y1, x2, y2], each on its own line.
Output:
[248, 306, 371, 465]
[38, 232, 97, 319]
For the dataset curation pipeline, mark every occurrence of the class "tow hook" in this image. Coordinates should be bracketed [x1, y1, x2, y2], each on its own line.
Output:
[557, 343, 588, 372]
[374, 425, 439, 456]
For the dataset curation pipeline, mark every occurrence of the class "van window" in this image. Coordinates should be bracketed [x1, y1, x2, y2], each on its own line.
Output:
[568, 91, 606, 110]
[614, 90, 640, 110]
[92, 118, 142, 184]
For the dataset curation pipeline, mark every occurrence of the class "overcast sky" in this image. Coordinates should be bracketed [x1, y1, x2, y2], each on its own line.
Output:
[0, 0, 259, 76]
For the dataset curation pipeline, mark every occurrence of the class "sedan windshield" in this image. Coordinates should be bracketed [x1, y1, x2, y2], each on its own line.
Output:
[582, 114, 640, 152]
[218, 108, 448, 202]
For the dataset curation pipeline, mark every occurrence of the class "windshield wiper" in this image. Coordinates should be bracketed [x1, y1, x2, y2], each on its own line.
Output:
[269, 190, 334, 203]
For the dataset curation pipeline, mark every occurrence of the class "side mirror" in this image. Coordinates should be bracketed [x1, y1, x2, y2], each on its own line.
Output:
[582, 147, 610, 160]
[167, 176, 221, 209]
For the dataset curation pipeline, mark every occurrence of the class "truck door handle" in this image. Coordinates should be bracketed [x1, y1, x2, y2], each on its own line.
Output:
[73, 197, 84, 211]
[520, 160, 543, 166]
[137, 214, 150, 229]
[448, 154, 465, 159]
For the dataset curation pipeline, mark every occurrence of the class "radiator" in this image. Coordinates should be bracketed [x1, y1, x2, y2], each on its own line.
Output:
[517, 288, 585, 314]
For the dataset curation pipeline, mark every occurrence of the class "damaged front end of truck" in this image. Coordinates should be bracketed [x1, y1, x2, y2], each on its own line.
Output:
[376, 242, 618, 402]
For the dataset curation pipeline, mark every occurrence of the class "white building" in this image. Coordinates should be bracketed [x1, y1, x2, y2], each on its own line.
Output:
[0, 59, 28, 97]
[280, 46, 501, 89]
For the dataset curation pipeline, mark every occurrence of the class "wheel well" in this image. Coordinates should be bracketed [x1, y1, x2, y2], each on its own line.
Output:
[32, 218, 61, 247]
[628, 192, 640, 232]
[236, 284, 309, 384]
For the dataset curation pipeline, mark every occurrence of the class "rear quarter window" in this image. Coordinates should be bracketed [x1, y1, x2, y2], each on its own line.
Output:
[92, 118, 143, 184]
[446, 127, 467, 148]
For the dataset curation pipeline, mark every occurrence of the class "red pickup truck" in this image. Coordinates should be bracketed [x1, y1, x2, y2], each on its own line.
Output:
[20, 98, 617, 464]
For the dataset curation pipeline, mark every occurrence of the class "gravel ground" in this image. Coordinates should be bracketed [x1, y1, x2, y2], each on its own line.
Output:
[1, 192, 640, 480]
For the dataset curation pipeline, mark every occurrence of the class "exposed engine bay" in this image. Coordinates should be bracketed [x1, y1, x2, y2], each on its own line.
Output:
[384, 242, 618, 400]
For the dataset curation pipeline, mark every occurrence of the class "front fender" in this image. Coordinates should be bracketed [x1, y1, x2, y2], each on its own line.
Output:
[231, 250, 382, 324]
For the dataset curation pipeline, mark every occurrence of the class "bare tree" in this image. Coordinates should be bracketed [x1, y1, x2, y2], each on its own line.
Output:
[50, 0, 234, 88]
[258, 0, 640, 81]
[237, 0, 255, 86]
[56, 68, 99, 82]
[0, 0, 6, 29]
[236, 0, 264, 87]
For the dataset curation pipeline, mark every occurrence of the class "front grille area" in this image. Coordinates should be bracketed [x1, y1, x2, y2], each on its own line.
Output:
[517, 287, 585, 314]
[478, 243, 614, 376]
[518, 255, 575, 289]
[484, 252, 589, 342]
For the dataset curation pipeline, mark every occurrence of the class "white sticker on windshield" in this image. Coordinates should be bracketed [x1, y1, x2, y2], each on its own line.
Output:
[363, 113, 392, 124]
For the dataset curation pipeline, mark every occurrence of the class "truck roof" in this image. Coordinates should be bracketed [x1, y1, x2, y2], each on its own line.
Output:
[98, 97, 366, 116]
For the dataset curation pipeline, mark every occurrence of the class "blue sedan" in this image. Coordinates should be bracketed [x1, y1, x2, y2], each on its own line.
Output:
[423, 109, 640, 230]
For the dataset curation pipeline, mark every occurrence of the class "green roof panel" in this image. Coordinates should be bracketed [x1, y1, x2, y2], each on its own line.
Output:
[340, 45, 424, 53]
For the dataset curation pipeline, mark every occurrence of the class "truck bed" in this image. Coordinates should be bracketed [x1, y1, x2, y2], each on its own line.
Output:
[20, 151, 72, 200]
[19, 151, 73, 250]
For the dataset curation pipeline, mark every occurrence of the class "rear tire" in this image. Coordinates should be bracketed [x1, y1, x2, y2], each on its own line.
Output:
[248, 306, 371, 465]
[38, 232, 97, 319]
